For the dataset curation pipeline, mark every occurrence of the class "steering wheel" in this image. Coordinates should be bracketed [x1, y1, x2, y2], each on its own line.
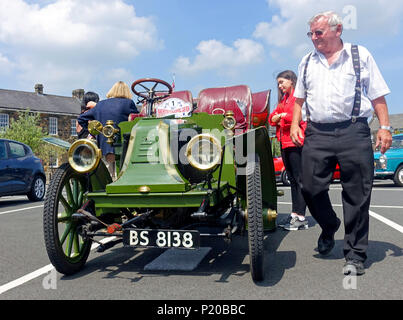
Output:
[131, 78, 173, 116]
[131, 78, 172, 101]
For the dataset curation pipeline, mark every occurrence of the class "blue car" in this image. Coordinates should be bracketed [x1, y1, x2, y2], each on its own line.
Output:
[0, 138, 46, 201]
[374, 133, 403, 187]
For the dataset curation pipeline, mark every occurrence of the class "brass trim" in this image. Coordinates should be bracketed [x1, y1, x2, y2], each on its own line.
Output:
[68, 139, 102, 173]
[138, 186, 151, 193]
[267, 209, 278, 223]
[221, 115, 236, 130]
[185, 133, 222, 171]
[88, 120, 103, 136]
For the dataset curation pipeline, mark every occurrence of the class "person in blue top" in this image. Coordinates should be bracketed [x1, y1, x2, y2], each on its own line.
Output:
[78, 81, 138, 179]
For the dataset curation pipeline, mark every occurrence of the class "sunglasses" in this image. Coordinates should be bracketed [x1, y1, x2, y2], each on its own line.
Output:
[307, 30, 324, 38]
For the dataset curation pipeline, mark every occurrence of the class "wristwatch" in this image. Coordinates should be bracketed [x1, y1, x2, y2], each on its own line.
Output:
[379, 125, 393, 133]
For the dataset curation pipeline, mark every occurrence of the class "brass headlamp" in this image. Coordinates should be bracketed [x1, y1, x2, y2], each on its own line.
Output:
[103, 120, 119, 145]
[222, 110, 236, 131]
[87, 120, 119, 145]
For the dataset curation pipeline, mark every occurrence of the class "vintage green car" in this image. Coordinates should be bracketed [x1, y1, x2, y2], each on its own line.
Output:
[43, 78, 278, 282]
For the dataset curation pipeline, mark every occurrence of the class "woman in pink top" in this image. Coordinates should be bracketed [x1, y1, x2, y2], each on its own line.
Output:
[269, 70, 307, 231]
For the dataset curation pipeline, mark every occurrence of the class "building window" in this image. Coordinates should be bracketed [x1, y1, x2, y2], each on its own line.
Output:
[0, 114, 9, 132]
[49, 117, 58, 135]
[71, 119, 77, 136]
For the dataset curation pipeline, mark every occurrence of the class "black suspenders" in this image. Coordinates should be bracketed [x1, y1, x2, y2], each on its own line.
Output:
[350, 45, 361, 123]
[303, 53, 312, 122]
[303, 44, 361, 123]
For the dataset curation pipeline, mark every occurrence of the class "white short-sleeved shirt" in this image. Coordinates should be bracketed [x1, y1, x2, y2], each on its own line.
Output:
[294, 42, 390, 123]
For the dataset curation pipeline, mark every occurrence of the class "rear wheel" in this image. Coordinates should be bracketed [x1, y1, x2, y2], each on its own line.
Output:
[43, 163, 92, 275]
[246, 154, 265, 281]
[393, 165, 403, 187]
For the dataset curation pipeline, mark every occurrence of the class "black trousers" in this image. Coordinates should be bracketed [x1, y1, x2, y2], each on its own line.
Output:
[281, 147, 306, 216]
[301, 118, 374, 262]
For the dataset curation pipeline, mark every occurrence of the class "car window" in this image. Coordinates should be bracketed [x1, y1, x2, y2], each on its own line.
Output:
[8, 142, 27, 158]
[391, 136, 403, 149]
[0, 141, 7, 160]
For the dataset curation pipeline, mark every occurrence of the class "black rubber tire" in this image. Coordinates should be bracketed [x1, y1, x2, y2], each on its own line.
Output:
[43, 163, 92, 275]
[281, 171, 290, 186]
[393, 165, 403, 187]
[246, 153, 265, 282]
[27, 175, 46, 201]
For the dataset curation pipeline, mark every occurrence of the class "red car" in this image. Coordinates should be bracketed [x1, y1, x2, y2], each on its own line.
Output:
[273, 156, 340, 186]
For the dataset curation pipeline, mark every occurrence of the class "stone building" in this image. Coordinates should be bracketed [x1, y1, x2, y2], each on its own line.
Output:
[369, 113, 403, 138]
[0, 84, 83, 168]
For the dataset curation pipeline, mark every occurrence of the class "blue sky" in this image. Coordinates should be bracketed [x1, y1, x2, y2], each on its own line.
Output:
[0, 0, 402, 114]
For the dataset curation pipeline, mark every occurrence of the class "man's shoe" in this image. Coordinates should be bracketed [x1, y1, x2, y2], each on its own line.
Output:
[284, 216, 309, 231]
[317, 218, 341, 255]
[343, 260, 365, 275]
[277, 215, 292, 228]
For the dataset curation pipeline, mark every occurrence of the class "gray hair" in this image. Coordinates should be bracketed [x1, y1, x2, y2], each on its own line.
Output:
[309, 11, 343, 32]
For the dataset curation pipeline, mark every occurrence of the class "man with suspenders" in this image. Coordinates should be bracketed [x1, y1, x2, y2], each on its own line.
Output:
[290, 11, 392, 275]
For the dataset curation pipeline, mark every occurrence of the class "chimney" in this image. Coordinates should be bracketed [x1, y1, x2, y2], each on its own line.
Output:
[72, 89, 84, 101]
[35, 84, 44, 95]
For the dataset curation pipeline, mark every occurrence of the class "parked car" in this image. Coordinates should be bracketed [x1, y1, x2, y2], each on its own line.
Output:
[43, 78, 277, 282]
[273, 156, 340, 186]
[0, 138, 46, 201]
[374, 133, 403, 186]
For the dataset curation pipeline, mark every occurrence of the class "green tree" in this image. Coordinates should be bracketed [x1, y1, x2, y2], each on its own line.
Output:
[0, 110, 45, 153]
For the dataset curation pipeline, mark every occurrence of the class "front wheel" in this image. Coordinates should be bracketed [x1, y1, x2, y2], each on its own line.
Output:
[246, 154, 265, 281]
[393, 165, 403, 187]
[43, 163, 92, 275]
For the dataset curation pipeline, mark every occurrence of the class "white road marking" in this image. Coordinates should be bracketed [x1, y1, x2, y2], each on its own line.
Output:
[1, 195, 401, 295]
[369, 210, 403, 234]
[0, 237, 116, 295]
[278, 202, 403, 234]
[0, 205, 44, 216]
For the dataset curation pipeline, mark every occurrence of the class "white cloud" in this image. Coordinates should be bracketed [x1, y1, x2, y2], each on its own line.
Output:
[0, 53, 14, 74]
[0, 0, 161, 93]
[173, 39, 264, 76]
[254, 0, 403, 57]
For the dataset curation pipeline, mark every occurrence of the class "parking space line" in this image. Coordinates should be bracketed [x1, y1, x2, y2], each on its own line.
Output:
[0, 205, 44, 216]
[0, 237, 116, 295]
[369, 210, 403, 234]
[278, 202, 403, 234]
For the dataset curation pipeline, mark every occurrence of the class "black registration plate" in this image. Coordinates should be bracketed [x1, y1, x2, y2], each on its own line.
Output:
[123, 229, 200, 249]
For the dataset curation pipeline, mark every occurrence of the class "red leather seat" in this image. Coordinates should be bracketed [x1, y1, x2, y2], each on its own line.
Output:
[251, 90, 271, 127]
[195, 85, 252, 133]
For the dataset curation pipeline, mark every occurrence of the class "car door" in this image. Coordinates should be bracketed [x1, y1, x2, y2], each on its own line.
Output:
[7, 141, 32, 193]
[0, 140, 14, 195]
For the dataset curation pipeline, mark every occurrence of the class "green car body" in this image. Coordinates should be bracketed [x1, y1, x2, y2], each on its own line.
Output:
[43, 80, 277, 282]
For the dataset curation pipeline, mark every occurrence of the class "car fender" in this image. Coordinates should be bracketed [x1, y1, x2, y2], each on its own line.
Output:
[233, 126, 277, 229]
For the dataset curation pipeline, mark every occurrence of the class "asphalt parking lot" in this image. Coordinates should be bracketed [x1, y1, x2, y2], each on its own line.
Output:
[0, 180, 402, 301]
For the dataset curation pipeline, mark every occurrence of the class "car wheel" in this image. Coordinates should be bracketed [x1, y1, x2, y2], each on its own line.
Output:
[246, 153, 265, 282]
[43, 163, 92, 275]
[27, 175, 46, 201]
[281, 171, 290, 186]
[393, 165, 403, 187]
